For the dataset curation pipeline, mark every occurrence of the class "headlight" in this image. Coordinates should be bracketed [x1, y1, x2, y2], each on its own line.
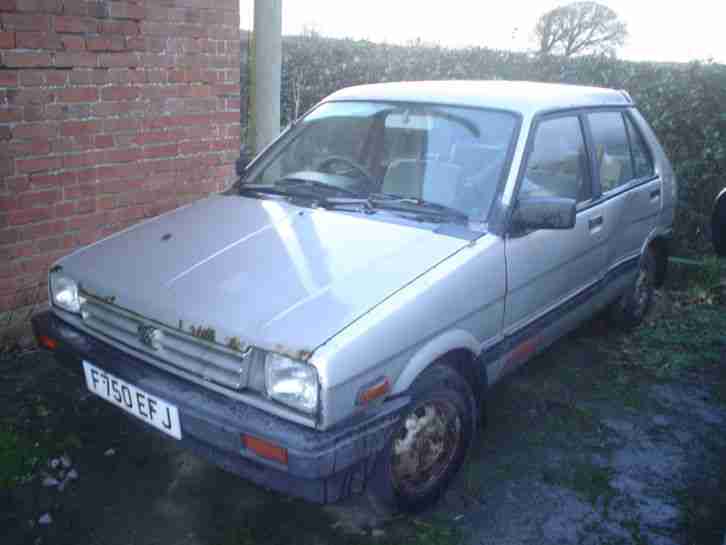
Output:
[50, 274, 80, 313]
[265, 353, 319, 414]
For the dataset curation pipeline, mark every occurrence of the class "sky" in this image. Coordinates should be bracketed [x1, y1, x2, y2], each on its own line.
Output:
[239, 0, 726, 64]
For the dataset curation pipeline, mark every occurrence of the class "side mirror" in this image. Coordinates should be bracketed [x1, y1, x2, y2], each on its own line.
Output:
[511, 196, 577, 232]
[236, 146, 252, 177]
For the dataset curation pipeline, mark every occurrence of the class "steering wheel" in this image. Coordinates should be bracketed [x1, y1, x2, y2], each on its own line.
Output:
[316, 156, 376, 189]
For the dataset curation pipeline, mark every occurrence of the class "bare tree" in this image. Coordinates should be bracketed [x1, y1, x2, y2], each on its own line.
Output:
[534, 1, 628, 57]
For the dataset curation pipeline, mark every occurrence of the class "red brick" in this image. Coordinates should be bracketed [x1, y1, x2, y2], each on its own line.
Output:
[108, 2, 146, 20]
[15, 0, 62, 13]
[8, 206, 54, 226]
[54, 51, 98, 67]
[30, 172, 74, 187]
[106, 148, 141, 163]
[15, 31, 62, 49]
[96, 195, 116, 210]
[0, 31, 14, 48]
[1, 13, 51, 31]
[144, 143, 178, 158]
[86, 36, 125, 51]
[18, 188, 61, 209]
[53, 202, 75, 218]
[0, 109, 20, 124]
[10, 139, 51, 156]
[56, 86, 97, 103]
[60, 120, 102, 136]
[64, 150, 105, 168]
[60, 34, 85, 50]
[0, 0, 17, 11]
[13, 123, 57, 138]
[7, 88, 52, 105]
[2, 51, 53, 68]
[101, 86, 140, 101]
[103, 117, 141, 133]
[0, 70, 18, 86]
[23, 104, 45, 122]
[16, 156, 60, 174]
[54, 15, 97, 34]
[93, 134, 114, 148]
[98, 52, 140, 68]
[99, 20, 139, 35]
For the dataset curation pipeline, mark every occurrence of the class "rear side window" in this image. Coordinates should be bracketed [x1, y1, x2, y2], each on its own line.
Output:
[624, 114, 655, 179]
[521, 116, 591, 203]
[587, 112, 634, 193]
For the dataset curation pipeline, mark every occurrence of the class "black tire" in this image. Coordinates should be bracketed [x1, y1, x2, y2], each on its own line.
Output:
[609, 248, 656, 330]
[366, 363, 477, 515]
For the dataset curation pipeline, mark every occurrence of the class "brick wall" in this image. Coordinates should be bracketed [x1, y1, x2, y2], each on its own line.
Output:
[0, 0, 241, 316]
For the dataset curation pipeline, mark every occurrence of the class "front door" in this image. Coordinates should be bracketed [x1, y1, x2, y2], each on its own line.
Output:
[503, 114, 611, 337]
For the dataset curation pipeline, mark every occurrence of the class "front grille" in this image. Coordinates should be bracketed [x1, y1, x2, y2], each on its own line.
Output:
[79, 294, 250, 391]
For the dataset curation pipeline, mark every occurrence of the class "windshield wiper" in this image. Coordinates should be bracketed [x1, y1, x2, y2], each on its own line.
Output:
[274, 176, 363, 197]
[368, 194, 470, 224]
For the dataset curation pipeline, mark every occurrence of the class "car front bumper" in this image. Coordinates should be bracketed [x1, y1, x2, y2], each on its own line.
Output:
[31, 310, 408, 503]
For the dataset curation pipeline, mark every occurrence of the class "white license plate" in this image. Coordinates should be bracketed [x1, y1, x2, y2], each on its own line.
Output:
[82, 361, 182, 440]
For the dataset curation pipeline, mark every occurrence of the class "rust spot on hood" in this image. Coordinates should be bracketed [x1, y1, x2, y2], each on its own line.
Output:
[271, 344, 314, 362]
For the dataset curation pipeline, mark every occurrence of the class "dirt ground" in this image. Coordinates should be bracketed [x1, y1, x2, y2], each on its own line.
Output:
[2, 291, 726, 545]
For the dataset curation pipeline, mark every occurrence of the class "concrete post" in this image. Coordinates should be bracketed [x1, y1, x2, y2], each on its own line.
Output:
[253, 0, 282, 154]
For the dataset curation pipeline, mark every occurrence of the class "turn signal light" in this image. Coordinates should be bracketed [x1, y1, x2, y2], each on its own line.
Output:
[37, 335, 57, 350]
[242, 434, 288, 465]
[357, 377, 390, 405]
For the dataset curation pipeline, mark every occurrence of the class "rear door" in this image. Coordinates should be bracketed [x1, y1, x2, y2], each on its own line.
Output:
[585, 110, 661, 270]
[503, 113, 611, 335]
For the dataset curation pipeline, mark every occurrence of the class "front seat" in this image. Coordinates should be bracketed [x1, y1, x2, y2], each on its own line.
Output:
[381, 159, 462, 209]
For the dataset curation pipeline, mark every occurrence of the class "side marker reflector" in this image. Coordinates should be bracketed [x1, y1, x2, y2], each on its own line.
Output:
[242, 434, 288, 465]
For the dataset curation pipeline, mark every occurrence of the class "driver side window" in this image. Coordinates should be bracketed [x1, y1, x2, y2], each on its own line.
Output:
[521, 116, 591, 203]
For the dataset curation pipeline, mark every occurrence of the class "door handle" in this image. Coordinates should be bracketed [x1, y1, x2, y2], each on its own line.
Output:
[650, 188, 661, 200]
[588, 215, 604, 231]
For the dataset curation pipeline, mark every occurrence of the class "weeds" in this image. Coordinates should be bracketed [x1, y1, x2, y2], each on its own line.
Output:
[0, 426, 47, 489]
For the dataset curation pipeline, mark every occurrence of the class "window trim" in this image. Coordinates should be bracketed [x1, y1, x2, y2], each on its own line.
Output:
[585, 107, 659, 201]
[512, 110, 594, 210]
[622, 109, 656, 182]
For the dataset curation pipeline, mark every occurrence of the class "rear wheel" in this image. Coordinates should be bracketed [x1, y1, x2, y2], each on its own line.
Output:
[610, 248, 656, 330]
[366, 363, 476, 515]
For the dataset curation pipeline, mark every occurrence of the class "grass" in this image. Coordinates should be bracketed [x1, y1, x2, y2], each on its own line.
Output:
[0, 425, 48, 489]
[621, 303, 726, 377]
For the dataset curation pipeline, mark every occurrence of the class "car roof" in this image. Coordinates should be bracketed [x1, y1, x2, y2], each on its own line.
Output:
[325, 80, 632, 116]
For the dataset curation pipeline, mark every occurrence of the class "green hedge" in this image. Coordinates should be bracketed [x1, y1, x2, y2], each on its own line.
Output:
[240, 35, 726, 254]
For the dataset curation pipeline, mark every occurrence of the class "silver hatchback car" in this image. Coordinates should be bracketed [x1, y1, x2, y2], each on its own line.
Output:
[33, 81, 676, 513]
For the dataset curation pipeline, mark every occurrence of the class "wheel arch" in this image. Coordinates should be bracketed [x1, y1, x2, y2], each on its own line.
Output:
[646, 234, 670, 288]
[392, 330, 488, 417]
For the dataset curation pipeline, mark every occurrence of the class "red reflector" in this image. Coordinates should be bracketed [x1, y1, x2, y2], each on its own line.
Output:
[38, 335, 57, 350]
[242, 434, 288, 465]
[358, 377, 390, 405]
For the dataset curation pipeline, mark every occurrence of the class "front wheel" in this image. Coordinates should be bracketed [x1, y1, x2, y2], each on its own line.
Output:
[366, 363, 477, 514]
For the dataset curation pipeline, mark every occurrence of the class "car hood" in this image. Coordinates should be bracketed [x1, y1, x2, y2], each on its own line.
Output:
[59, 195, 470, 354]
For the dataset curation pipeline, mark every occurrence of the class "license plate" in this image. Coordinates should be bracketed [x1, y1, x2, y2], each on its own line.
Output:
[82, 361, 182, 440]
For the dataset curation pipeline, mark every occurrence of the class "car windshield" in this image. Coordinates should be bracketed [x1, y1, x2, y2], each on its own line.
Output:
[243, 101, 518, 221]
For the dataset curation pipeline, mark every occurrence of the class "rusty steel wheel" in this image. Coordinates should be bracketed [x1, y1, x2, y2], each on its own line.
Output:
[390, 400, 462, 497]
[610, 248, 656, 330]
[366, 363, 477, 514]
